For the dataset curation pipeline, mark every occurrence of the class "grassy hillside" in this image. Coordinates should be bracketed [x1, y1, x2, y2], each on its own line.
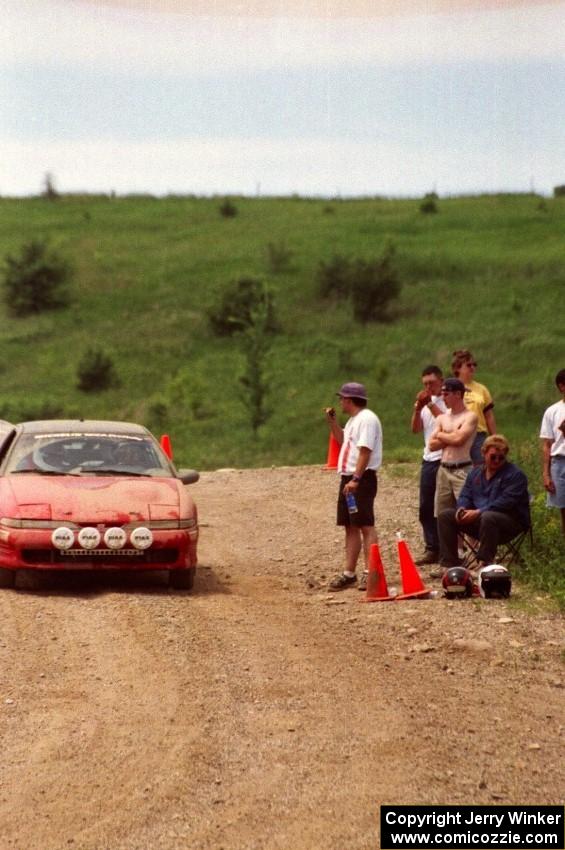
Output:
[0, 193, 563, 473]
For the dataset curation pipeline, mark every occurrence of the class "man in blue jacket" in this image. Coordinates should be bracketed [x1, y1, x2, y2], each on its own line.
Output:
[437, 434, 530, 571]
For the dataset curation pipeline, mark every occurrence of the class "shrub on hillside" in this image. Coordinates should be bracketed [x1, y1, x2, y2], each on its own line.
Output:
[41, 172, 59, 201]
[2, 239, 71, 317]
[219, 198, 237, 218]
[0, 398, 66, 422]
[350, 242, 401, 324]
[266, 240, 293, 274]
[239, 297, 273, 434]
[208, 277, 279, 337]
[316, 254, 352, 299]
[208, 277, 277, 433]
[553, 185, 565, 197]
[420, 194, 438, 214]
[76, 347, 119, 392]
[519, 493, 565, 609]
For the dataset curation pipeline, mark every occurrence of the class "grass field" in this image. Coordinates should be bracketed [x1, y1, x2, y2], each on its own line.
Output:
[0, 192, 563, 474]
[1, 191, 563, 605]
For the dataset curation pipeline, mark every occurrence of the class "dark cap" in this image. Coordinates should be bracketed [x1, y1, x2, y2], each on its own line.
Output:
[336, 382, 367, 400]
[442, 377, 466, 394]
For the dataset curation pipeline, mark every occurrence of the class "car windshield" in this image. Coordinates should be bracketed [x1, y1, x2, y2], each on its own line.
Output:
[5, 432, 172, 477]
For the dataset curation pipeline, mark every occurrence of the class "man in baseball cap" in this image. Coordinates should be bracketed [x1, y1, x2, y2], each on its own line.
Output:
[428, 376, 478, 575]
[324, 381, 382, 591]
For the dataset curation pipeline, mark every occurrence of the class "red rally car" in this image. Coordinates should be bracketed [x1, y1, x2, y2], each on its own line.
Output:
[0, 420, 199, 589]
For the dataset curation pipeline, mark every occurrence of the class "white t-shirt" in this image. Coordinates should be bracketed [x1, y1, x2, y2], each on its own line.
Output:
[338, 408, 382, 475]
[421, 396, 447, 462]
[540, 399, 565, 457]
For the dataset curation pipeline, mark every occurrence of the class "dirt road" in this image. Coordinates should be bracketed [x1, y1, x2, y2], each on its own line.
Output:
[1, 465, 564, 850]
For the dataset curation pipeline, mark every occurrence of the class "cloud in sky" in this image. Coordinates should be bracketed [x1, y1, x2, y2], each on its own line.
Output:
[1, 0, 565, 196]
[3, 1, 564, 75]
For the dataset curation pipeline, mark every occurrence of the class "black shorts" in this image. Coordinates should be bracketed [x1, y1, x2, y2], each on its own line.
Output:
[337, 470, 378, 527]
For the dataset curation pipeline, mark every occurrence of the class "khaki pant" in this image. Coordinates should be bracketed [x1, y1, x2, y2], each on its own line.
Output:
[434, 465, 470, 516]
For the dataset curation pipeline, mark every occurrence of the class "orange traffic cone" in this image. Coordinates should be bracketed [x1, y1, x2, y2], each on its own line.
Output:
[361, 543, 395, 603]
[160, 434, 173, 459]
[324, 434, 340, 470]
[395, 533, 433, 600]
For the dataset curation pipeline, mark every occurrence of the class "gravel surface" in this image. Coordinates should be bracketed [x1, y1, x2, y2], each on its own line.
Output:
[0, 464, 564, 850]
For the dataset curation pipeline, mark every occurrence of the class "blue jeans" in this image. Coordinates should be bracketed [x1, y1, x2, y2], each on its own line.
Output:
[419, 460, 440, 552]
[471, 431, 487, 465]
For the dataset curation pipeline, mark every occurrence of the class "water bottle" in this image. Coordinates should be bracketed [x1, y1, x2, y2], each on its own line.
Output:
[345, 492, 358, 514]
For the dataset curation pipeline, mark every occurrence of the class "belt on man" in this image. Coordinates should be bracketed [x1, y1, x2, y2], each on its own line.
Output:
[441, 461, 472, 469]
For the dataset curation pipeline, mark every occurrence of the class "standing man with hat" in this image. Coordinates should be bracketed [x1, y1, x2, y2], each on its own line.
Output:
[325, 382, 382, 591]
[428, 377, 477, 576]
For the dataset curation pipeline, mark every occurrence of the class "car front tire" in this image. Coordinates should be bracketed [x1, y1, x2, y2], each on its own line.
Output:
[0, 568, 16, 588]
[169, 567, 195, 591]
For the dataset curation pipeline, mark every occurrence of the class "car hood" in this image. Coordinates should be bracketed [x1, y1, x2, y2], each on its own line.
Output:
[3, 475, 186, 523]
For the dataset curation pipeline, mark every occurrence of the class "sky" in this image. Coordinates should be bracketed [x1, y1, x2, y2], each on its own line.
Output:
[1, 0, 565, 198]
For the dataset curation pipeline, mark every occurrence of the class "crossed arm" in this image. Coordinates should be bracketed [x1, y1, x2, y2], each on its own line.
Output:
[428, 412, 478, 452]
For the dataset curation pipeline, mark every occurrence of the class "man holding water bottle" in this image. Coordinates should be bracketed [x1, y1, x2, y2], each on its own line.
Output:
[325, 382, 383, 591]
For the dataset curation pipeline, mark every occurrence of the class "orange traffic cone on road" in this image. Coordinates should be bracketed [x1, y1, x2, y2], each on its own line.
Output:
[324, 434, 340, 470]
[395, 533, 433, 600]
[361, 543, 395, 602]
[160, 434, 173, 459]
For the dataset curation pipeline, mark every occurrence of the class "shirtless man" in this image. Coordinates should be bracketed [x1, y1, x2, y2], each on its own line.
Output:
[429, 377, 478, 518]
[428, 378, 477, 576]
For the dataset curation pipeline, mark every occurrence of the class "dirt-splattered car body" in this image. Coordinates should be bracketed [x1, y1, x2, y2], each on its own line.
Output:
[0, 420, 198, 589]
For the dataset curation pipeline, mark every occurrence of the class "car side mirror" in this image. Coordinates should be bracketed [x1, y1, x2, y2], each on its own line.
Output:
[177, 469, 199, 485]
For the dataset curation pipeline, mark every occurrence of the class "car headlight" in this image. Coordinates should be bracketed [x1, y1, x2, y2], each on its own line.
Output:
[1, 518, 80, 530]
[130, 519, 197, 530]
[179, 518, 197, 529]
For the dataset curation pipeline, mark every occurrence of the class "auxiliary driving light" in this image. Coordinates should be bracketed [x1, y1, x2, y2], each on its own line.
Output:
[104, 527, 127, 549]
[51, 527, 75, 550]
[130, 527, 153, 550]
[77, 527, 101, 549]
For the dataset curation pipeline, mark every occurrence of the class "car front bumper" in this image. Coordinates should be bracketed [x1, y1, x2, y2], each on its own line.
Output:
[0, 526, 198, 571]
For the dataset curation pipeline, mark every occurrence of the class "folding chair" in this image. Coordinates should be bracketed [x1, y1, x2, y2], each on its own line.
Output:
[499, 526, 533, 568]
[461, 525, 533, 570]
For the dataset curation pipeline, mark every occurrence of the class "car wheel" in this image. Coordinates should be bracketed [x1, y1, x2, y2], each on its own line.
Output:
[0, 568, 16, 588]
[169, 568, 195, 591]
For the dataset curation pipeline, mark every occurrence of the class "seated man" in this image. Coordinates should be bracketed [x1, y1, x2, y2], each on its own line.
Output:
[437, 434, 530, 571]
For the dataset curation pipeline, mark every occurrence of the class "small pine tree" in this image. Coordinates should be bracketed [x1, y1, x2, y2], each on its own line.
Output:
[420, 194, 438, 214]
[219, 198, 237, 218]
[266, 240, 293, 274]
[42, 172, 59, 201]
[316, 254, 352, 299]
[76, 348, 119, 392]
[239, 299, 272, 434]
[350, 242, 401, 324]
[208, 277, 279, 337]
[2, 239, 71, 317]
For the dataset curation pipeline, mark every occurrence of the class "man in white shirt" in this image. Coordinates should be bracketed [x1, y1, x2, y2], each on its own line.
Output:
[540, 368, 565, 539]
[410, 365, 447, 565]
[325, 382, 382, 591]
